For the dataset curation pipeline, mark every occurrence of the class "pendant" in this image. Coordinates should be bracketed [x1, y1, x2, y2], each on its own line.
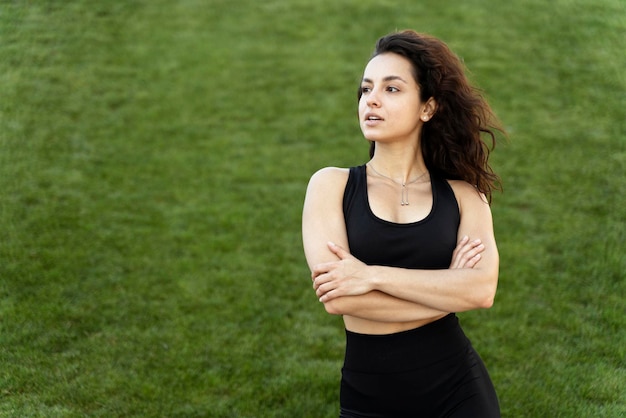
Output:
[401, 183, 409, 206]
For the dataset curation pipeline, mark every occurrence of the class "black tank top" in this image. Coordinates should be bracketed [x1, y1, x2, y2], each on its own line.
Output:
[343, 165, 460, 269]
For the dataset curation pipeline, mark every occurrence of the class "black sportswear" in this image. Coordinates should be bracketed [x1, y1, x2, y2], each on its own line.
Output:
[338, 165, 500, 417]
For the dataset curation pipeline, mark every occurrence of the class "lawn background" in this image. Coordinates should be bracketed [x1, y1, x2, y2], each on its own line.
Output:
[1, 0, 624, 416]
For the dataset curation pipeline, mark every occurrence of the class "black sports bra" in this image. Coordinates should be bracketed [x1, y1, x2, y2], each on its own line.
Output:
[343, 165, 460, 269]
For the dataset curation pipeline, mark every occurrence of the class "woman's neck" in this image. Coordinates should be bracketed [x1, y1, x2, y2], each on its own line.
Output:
[368, 144, 427, 184]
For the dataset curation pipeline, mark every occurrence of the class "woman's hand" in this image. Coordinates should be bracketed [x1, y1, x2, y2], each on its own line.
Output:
[312, 242, 371, 303]
[449, 236, 485, 269]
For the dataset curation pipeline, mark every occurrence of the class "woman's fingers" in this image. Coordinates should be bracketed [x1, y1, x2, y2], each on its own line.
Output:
[450, 236, 485, 268]
[313, 273, 337, 300]
[463, 253, 482, 268]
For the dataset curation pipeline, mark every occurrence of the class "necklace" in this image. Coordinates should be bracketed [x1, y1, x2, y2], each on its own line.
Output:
[367, 163, 428, 206]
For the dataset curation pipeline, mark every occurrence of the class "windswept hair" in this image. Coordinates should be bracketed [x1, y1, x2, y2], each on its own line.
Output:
[362, 30, 504, 201]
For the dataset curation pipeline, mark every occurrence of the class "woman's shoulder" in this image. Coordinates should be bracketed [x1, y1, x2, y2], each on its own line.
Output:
[446, 179, 489, 205]
[308, 166, 350, 185]
[305, 167, 351, 201]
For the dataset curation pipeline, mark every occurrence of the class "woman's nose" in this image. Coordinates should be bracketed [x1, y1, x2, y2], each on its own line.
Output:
[366, 90, 381, 107]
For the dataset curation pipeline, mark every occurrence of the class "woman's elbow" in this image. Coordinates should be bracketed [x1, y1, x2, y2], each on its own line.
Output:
[467, 290, 495, 311]
[478, 292, 495, 309]
[477, 276, 498, 309]
[323, 299, 345, 316]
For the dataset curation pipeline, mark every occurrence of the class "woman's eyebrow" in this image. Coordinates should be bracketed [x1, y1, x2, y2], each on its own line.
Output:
[362, 75, 409, 84]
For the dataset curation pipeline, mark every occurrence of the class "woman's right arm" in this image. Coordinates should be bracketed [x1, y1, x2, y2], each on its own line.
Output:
[302, 167, 351, 273]
[302, 167, 449, 322]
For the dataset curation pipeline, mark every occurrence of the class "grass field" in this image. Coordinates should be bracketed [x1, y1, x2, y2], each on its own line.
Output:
[1, 0, 624, 416]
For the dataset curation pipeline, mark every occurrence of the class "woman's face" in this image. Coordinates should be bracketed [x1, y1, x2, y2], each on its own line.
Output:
[358, 53, 427, 144]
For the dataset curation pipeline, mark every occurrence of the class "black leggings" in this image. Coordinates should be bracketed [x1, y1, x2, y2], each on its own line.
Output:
[339, 314, 500, 418]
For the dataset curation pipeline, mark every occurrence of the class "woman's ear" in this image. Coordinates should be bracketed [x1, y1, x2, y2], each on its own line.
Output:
[421, 98, 437, 122]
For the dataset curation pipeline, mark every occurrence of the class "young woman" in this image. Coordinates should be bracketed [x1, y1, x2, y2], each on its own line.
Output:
[302, 30, 503, 417]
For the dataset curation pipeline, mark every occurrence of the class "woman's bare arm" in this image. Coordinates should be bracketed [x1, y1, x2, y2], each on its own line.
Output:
[303, 170, 487, 321]
[311, 181, 498, 314]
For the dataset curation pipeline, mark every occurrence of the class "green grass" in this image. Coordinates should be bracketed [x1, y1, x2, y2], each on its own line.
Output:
[1, 0, 624, 416]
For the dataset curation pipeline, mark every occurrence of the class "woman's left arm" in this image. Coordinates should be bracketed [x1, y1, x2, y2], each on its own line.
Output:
[312, 181, 499, 313]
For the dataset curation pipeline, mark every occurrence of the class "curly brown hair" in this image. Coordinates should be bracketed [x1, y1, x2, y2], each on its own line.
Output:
[361, 30, 504, 201]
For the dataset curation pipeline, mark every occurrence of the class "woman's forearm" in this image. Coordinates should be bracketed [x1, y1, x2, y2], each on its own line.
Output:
[369, 263, 498, 313]
[314, 240, 498, 314]
[323, 290, 447, 323]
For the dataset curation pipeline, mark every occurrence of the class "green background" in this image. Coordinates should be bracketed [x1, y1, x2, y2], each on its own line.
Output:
[1, 0, 624, 416]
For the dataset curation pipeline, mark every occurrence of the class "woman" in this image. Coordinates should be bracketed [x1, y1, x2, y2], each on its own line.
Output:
[302, 30, 503, 417]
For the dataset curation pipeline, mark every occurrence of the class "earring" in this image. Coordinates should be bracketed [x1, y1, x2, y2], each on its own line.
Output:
[422, 116, 428, 121]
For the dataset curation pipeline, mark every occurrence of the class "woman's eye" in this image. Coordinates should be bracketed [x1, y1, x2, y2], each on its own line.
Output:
[387, 86, 399, 92]
[360, 86, 371, 93]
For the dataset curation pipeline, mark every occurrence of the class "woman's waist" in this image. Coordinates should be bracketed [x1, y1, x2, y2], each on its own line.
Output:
[343, 313, 449, 335]
[342, 313, 470, 373]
